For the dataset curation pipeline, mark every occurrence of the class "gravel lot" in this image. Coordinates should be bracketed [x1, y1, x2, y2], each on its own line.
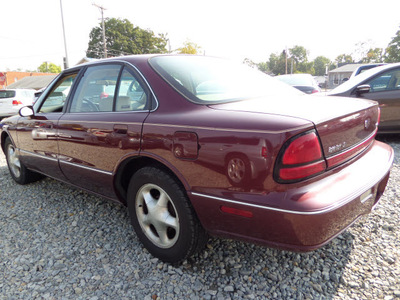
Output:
[0, 135, 399, 300]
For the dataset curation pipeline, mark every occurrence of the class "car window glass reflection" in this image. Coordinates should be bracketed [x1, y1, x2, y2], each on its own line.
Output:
[367, 69, 400, 93]
[116, 69, 148, 111]
[38, 74, 77, 113]
[70, 65, 121, 113]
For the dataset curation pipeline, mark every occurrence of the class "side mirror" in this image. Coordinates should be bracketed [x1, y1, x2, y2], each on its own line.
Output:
[19, 106, 34, 117]
[356, 84, 371, 95]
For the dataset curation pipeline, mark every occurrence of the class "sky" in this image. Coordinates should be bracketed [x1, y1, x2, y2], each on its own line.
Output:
[1, 0, 400, 71]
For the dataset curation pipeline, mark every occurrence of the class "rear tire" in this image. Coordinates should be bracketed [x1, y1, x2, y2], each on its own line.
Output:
[127, 166, 208, 263]
[4, 137, 44, 184]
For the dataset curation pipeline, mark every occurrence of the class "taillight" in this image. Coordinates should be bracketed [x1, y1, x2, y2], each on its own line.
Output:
[274, 130, 326, 183]
[12, 100, 23, 106]
[311, 89, 319, 94]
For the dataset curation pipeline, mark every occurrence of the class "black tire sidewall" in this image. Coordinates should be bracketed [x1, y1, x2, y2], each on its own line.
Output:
[127, 167, 196, 263]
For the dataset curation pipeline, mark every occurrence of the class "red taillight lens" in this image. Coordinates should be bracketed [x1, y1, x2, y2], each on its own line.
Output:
[275, 131, 326, 182]
[12, 100, 23, 106]
[282, 133, 322, 165]
[311, 89, 319, 94]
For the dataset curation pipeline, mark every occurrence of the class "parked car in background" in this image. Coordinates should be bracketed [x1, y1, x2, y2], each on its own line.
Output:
[0, 55, 393, 263]
[275, 73, 321, 94]
[0, 89, 36, 119]
[328, 63, 400, 133]
[349, 63, 386, 79]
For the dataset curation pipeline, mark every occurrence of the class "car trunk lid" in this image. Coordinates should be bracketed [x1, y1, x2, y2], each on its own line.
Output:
[209, 95, 379, 168]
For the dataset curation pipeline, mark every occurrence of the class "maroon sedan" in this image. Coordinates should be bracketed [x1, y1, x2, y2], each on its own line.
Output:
[0, 55, 394, 263]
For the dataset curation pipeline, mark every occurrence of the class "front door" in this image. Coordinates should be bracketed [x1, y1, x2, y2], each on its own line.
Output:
[57, 64, 151, 199]
[16, 72, 78, 180]
[361, 67, 400, 132]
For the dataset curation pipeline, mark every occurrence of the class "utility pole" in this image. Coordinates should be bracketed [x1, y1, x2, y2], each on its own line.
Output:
[93, 3, 107, 58]
[60, 0, 69, 69]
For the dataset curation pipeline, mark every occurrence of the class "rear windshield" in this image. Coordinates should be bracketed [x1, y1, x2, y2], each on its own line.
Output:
[149, 56, 301, 104]
[0, 90, 16, 99]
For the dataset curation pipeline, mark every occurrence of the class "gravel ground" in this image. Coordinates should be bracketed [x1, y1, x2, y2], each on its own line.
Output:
[0, 135, 399, 300]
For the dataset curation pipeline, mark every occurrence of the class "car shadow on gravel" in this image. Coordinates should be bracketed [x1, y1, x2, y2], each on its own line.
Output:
[0, 159, 356, 299]
[376, 134, 400, 146]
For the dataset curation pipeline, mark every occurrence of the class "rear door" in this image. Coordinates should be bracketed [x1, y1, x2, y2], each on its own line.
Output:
[57, 63, 151, 199]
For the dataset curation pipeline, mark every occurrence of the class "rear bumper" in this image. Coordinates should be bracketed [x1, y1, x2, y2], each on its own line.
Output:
[189, 140, 394, 251]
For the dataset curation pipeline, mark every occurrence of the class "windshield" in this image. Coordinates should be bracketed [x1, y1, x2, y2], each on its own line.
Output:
[0, 90, 16, 99]
[149, 56, 301, 104]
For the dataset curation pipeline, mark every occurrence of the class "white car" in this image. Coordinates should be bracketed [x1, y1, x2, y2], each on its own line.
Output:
[0, 89, 36, 118]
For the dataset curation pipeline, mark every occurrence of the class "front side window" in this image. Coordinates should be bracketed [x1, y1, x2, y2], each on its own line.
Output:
[70, 65, 121, 113]
[38, 73, 77, 113]
[366, 68, 400, 93]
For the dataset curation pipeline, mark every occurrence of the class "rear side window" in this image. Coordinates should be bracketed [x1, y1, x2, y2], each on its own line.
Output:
[0, 91, 16, 98]
[116, 68, 148, 111]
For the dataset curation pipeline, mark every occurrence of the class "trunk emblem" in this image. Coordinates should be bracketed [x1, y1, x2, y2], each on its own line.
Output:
[364, 118, 371, 130]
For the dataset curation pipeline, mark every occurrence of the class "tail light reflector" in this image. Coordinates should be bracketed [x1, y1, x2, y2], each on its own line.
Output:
[275, 130, 326, 182]
[220, 206, 253, 218]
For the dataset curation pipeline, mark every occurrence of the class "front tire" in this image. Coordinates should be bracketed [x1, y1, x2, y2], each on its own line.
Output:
[127, 167, 208, 263]
[4, 137, 44, 184]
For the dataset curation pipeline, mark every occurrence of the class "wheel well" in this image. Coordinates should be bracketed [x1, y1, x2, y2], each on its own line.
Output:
[114, 156, 187, 205]
[225, 152, 249, 165]
[1, 131, 9, 153]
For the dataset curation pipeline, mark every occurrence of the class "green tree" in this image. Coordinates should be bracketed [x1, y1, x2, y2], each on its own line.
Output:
[335, 54, 354, 65]
[385, 28, 400, 63]
[243, 58, 257, 68]
[313, 56, 332, 76]
[288, 45, 314, 74]
[289, 45, 308, 65]
[266, 52, 286, 75]
[176, 41, 201, 54]
[362, 48, 384, 63]
[86, 18, 168, 58]
[257, 61, 270, 74]
[37, 62, 61, 73]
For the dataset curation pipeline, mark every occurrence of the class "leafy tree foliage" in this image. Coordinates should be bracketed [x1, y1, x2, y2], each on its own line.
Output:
[266, 52, 286, 75]
[362, 48, 384, 63]
[385, 28, 400, 63]
[86, 18, 168, 58]
[176, 41, 201, 54]
[313, 56, 331, 76]
[335, 54, 354, 65]
[38, 62, 61, 73]
[257, 61, 269, 74]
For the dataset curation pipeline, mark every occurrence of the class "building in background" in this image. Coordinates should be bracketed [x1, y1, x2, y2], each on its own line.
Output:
[0, 71, 57, 89]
